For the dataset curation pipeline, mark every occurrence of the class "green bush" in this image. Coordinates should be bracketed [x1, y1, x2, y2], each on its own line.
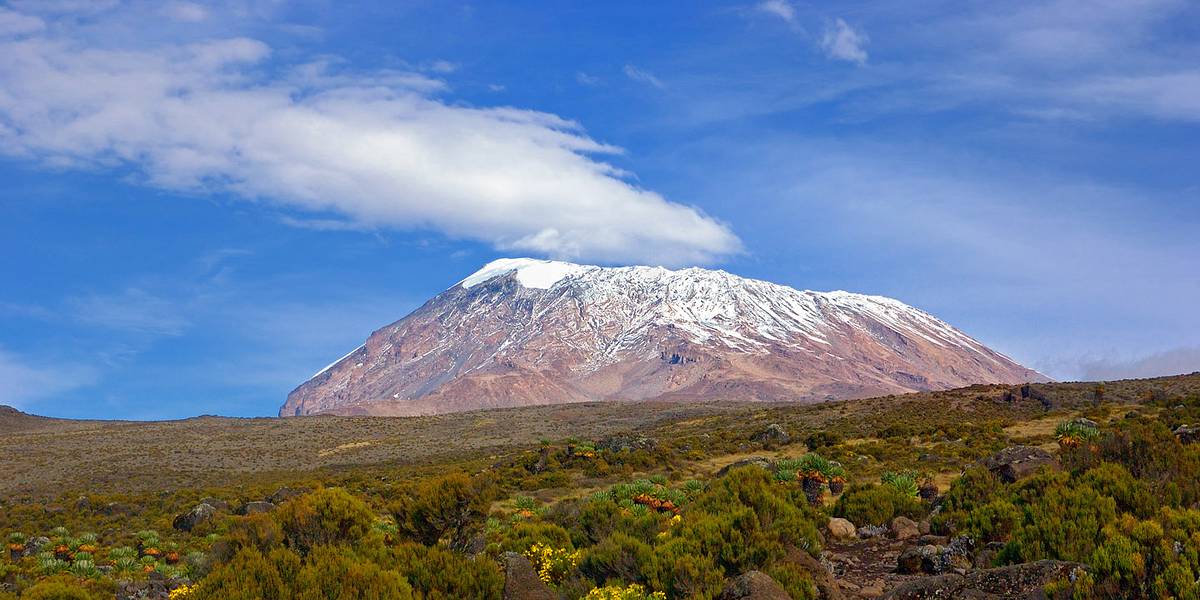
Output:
[21, 576, 107, 600]
[293, 545, 414, 600]
[275, 488, 375, 555]
[1000, 482, 1117, 564]
[393, 473, 495, 551]
[372, 542, 503, 600]
[193, 547, 292, 600]
[832, 483, 923, 527]
[961, 499, 1021, 544]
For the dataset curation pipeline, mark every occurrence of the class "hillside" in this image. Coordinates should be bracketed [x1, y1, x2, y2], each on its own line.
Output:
[283, 258, 1044, 417]
[2, 373, 1198, 599]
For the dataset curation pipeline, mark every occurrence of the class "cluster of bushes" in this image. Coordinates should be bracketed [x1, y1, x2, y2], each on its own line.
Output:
[933, 415, 1200, 598]
[191, 486, 504, 599]
[0, 526, 208, 598]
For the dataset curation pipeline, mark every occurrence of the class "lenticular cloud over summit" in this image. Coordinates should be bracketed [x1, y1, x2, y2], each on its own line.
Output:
[0, 14, 739, 266]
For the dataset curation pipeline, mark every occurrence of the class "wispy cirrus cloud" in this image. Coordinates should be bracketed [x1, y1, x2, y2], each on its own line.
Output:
[0, 347, 98, 409]
[756, 0, 795, 23]
[67, 288, 192, 336]
[0, 8, 738, 266]
[820, 18, 868, 65]
[623, 64, 665, 89]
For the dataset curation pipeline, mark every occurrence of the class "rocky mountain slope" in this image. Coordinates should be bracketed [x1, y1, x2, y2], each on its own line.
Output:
[282, 258, 1045, 416]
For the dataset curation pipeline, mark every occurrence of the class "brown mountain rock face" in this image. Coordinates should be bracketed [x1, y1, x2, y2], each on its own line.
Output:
[281, 259, 1045, 417]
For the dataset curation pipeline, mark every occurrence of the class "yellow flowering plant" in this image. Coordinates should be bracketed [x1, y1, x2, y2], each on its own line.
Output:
[524, 542, 580, 585]
[584, 583, 667, 600]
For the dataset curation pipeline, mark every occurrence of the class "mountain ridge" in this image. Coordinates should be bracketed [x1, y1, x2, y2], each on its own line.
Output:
[282, 258, 1046, 416]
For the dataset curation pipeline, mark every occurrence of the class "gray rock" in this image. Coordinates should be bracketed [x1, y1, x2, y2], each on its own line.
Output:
[752, 424, 790, 447]
[980, 446, 1058, 483]
[718, 571, 792, 600]
[717, 456, 774, 477]
[828, 517, 857, 540]
[267, 486, 306, 505]
[596, 435, 658, 453]
[199, 497, 229, 512]
[501, 551, 556, 600]
[883, 560, 1087, 599]
[891, 516, 920, 540]
[99, 502, 137, 516]
[1175, 424, 1199, 445]
[172, 503, 217, 532]
[234, 501, 276, 515]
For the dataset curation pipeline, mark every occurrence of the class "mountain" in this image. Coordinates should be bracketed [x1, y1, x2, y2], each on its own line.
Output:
[281, 258, 1046, 417]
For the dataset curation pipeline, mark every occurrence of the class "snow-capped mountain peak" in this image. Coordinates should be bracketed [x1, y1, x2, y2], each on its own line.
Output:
[283, 258, 1045, 417]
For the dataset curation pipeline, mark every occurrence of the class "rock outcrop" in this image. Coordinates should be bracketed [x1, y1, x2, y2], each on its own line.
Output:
[883, 560, 1086, 599]
[981, 446, 1058, 483]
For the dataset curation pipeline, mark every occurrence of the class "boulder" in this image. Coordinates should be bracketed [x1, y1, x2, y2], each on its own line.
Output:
[22, 537, 50, 558]
[172, 503, 217, 532]
[828, 517, 857, 540]
[752, 424, 790, 447]
[883, 560, 1087, 599]
[267, 487, 307, 505]
[501, 552, 556, 600]
[716, 457, 774, 477]
[199, 497, 229, 512]
[891, 516, 919, 540]
[718, 571, 792, 600]
[99, 502, 137, 516]
[234, 501, 276, 515]
[980, 446, 1058, 483]
[783, 546, 844, 600]
[897, 545, 937, 574]
[596, 435, 658, 453]
[1175, 425, 1199, 445]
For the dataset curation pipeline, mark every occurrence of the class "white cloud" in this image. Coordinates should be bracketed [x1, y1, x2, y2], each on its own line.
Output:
[1075, 347, 1200, 381]
[425, 59, 458, 74]
[161, 1, 209, 23]
[68, 288, 192, 336]
[820, 18, 868, 65]
[0, 7, 43, 35]
[624, 64, 666, 89]
[0, 14, 739, 266]
[575, 71, 600, 86]
[0, 348, 97, 409]
[757, 0, 795, 23]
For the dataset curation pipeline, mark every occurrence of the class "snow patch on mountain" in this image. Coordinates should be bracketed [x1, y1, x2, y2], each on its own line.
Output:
[459, 258, 590, 289]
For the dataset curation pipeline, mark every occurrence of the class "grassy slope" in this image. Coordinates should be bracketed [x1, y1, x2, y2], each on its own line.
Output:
[3, 373, 1196, 499]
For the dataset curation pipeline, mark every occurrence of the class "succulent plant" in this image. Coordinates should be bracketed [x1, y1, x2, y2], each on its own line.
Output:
[38, 555, 69, 575]
[70, 558, 100, 578]
[114, 556, 140, 575]
[882, 470, 920, 498]
[1055, 420, 1100, 448]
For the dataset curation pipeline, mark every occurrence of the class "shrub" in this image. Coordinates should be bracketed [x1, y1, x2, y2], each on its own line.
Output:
[192, 547, 292, 600]
[832, 484, 923, 527]
[276, 488, 374, 555]
[999, 482, 1117, 564]
[292, 546, 414, 600]
[22, 576, 107, 600]
[368, 542, 503, 600]
[579, 532, 654, 586]
[961, 499, 1021, 544]
[210, 513, 283, 565]
[393, 473, 495, 551]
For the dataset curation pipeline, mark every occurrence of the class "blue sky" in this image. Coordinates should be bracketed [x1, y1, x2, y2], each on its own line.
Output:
[1, 0, 1197, 419]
